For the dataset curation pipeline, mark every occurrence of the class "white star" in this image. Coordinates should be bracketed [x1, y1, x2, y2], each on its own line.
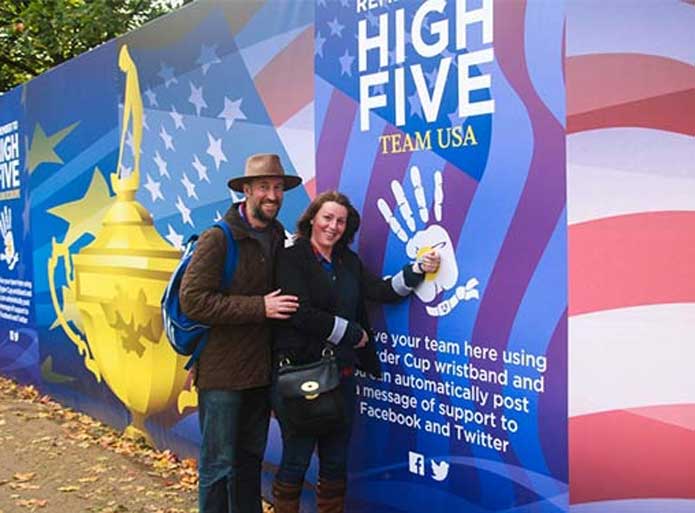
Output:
[339, 49, 355, 77]
[339, 0, 349, 7]
[189, 82, 208, 116]
[153, 150, 170, 178]
[365, 10, 378, 28]
[229, 189, 242, 202]
[206, 132, 227, 170]
[317, 0, 326, 6]
[144, 89, 158, 107]
[119, 164, 132, 179]
[142, 112, 150, 130]
[165, 224, 184, 249]
[315, 31, 326, 58]
[170, 106, 185, 130]
[176, 196, 194, 227]
[158, 62, 178, 88]
[181, 173, 199, 200]
[217, 97, 246, 131]
[144, 173, 164, 202]
[159, 125, 175, 151]
[125, 130, 134, 150]
[197, 44, 221, 75]
[214, 210, 223, 222]
[192, 154, 210, 183]
[328, 17, 345, 37]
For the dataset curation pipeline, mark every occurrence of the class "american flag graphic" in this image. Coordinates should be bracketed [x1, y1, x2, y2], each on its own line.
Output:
[566, 1, 695, 511]
[117, 1, 315, 245]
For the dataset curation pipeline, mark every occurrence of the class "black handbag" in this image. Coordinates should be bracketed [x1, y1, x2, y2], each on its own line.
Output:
[276, 347, 346, 435]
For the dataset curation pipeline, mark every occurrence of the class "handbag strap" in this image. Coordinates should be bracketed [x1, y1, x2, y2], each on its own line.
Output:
[278, 345, 335, 369]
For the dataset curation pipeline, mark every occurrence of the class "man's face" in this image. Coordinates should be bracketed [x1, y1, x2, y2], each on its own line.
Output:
[243, 177, 285, 226]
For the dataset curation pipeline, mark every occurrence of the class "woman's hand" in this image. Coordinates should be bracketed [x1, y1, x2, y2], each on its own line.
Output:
[354, 330, 369, 348]
[417, 250, 441, 274]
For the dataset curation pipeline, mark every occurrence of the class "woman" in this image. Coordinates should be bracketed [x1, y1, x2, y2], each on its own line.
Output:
[272, 191, 440, 513]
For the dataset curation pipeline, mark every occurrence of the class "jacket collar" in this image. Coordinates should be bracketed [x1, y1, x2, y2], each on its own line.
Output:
[294, 236, 348, 263]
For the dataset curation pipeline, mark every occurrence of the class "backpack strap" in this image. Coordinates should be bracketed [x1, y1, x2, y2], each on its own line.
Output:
[184, 221, 238, 370]
[214, 221, 238, 289]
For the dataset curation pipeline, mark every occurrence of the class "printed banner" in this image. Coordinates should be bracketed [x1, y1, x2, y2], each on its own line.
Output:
[315, 1, 567, 512]
[0, 86, 36, 384]
[1, 1, 693, 512]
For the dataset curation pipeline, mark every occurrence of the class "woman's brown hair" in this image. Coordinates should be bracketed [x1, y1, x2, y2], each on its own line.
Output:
[296, 191, 360, 253]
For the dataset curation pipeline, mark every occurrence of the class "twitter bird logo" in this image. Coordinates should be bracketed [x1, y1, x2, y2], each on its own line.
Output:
[431, 459, 450, 481]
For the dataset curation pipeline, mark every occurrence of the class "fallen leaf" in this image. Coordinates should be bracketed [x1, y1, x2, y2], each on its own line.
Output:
[15, 498, 48, 509]
[13, 472, 36, 482]
[9, 482, 40, 490]
[57, 485, 80, 492]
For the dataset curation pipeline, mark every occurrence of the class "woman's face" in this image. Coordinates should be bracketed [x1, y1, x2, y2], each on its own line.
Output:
[311, 201, 348, 251]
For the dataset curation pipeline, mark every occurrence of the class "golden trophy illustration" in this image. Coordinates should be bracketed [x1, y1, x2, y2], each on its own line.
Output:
[48, 45, 189, 443]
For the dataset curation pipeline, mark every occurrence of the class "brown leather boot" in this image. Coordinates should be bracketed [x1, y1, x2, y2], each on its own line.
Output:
[316, 478, 346, 513]
[272, 479, 302, 513]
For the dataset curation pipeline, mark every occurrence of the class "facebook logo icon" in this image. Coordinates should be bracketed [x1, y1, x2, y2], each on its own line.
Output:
[408, 451, 425, 476]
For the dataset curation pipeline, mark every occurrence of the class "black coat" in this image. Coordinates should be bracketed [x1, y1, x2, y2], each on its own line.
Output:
[274, 237, 422, 377]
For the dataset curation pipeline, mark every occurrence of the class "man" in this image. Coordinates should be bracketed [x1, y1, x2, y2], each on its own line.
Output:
[179, 153, 301, 513]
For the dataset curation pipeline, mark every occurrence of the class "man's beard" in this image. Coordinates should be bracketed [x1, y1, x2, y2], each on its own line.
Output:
[251, 200, 280, 224]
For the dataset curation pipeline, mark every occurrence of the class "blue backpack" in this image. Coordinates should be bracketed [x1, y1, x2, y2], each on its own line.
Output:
[161, 221, 237, 370]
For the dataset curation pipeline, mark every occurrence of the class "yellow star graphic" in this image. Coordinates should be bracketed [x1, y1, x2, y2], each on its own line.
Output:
[40, 355, 76, 384]
[49, 284, 83, 332]
[27, 121, 79, 174]
[47, 167, 116, 247]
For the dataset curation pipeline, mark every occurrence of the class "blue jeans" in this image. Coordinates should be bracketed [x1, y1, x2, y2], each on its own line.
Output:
[273, 377, 356, 484]
[198, 387, 271, 513]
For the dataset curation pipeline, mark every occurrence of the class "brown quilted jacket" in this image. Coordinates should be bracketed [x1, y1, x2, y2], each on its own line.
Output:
[179, 204, 284, 390]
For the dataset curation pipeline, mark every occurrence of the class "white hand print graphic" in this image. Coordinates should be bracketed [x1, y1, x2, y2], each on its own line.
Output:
[377, 165, 479, 317]
[0, 206, 19, 271]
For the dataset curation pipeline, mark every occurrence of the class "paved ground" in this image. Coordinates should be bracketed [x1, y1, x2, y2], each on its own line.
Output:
[0, 376, 273, 513]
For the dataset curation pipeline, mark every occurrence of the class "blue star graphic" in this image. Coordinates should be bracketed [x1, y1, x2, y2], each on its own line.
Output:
[158, 62, 177, 88]
[339, 49, 355, 77]
[144, 89, 158, 107]
[448, 109, 465, 127]
[315, 31, 327, 58]
[425, 67, 440, 89]
[442, 49, 458, 67]
[408, 91, 423, 118]
[328, 17, 345, 38]
[197, 44, 221, 75]
[365, 10, 379, 28]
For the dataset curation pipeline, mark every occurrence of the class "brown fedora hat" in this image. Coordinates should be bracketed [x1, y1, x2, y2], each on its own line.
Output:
[227, 153, 302, 192]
